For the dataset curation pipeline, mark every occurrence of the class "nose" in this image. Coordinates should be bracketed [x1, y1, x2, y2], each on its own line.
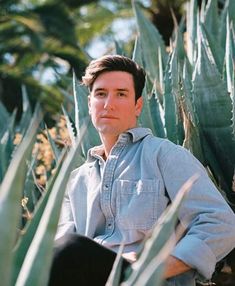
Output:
[104, 94, 114, 110]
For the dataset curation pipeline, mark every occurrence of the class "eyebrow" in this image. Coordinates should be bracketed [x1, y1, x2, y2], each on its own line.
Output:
[116, 88, 129, 92]
[93, 88, 129, 92]
[93, 88, 106, 92]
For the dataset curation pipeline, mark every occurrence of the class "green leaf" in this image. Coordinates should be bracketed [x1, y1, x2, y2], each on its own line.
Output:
[23, 152, 40, 213]
[192, 30, 235, 200]
[73, 75, 100, 155]
[45, 125, 60, 163]
[0, 107, 17, 182]
[227, 0, 235, 24]
[62, 105, 76, 148]
[164, 56, 177, 143]
[105, 244, 124, 286]
[148, 91, 165, 138]
[11, 150, 67, 285]
[186, 0, 198, 64]
[231, 70, 235, 137]
[200, 23, 224, 73]
[17, 86, 32, 137]
[204, 0, 219, 40]
[218, 4, 228, 59]
[123, 175, 198, 286]
[0, 102, 10, 135]
[0, 105, 42, 286]
[133, 237, 174, 286]
[132, 0, 167, 85]
[132, 37, 165, 138]
[10, 13, 44, 34]
[181, 60, 205, 164]
[15, 126, 86, 286]
[114, 40, 125, 56]
[34, 3, 77, 46]
[225, 15, 234, 94]
[163, 49, 184, 145]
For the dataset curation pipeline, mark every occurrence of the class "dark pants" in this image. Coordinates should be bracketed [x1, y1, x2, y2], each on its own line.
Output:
[48, 234, 130, 286]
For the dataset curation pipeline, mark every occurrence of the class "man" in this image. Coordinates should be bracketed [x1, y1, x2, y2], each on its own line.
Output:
[49, 55, 235, 286]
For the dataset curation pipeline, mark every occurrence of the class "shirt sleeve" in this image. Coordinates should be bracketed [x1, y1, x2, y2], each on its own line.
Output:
[55, 178, 76, 241]
[159, 142, 235, 279]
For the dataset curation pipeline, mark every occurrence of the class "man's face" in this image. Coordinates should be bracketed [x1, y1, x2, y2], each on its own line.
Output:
[88, 71, 143, 137]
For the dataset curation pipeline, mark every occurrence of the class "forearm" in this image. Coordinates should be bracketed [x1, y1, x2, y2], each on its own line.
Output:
[164, 255, 191, 279]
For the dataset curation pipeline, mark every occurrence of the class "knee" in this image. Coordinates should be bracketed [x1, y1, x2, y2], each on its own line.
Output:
[49, 234, 90, 286]
[53, 233, 91, 262]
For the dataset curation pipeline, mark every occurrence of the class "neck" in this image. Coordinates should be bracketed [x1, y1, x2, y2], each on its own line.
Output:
[99, 134, 118, 159]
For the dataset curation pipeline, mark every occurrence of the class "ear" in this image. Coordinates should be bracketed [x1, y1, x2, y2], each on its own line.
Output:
[88, 95, 91, 115]
[135, 96, 143, 117]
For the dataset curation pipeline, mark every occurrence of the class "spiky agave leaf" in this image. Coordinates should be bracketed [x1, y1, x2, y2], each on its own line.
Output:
[186, 0, 198, 64]
[15, 126, 86, 286]
[72, 74, 100, 155]
[105, 244, 124, 286]
[132, 37, 165, 138]
[122, 175, 198, 286]
[132, 0, 167, 85]
[0, 105, 42, 286]
[192, 26, 235, 202]
[11, 149, 67, 285]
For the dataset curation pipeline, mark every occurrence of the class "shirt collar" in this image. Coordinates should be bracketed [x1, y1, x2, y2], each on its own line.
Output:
[87, 145, 105, 162]
[126, 127, 152, 143]
[87, 127, 152, 162]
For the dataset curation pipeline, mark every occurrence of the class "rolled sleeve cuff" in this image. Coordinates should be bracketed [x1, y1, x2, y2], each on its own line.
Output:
[171, 236, 217, 279]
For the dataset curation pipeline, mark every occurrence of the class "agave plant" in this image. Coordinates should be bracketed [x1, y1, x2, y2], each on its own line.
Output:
[0, 103, 87, 285]
[131, 0, 235, 210]
[0, 0, 234, 285]
[70, 0, 235, 283]
[0, 82, 190, 286]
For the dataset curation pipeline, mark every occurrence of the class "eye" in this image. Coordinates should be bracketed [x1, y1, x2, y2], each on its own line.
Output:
[117, 92, 127, 97]
[95, 91, 106, 97]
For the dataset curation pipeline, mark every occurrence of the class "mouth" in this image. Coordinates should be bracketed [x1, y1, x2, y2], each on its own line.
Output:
[100, 115, 118, 119]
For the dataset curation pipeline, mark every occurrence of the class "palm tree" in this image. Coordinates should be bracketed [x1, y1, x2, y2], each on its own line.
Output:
[0, 0, 90, 119]
[0, 0, 193, 119]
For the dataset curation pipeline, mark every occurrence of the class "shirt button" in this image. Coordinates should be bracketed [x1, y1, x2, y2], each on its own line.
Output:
[107, 223, 112, 228]
[104, 184, 109, 190]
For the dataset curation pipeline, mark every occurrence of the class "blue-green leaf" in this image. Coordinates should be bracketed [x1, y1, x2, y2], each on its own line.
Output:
[192, 30, 235, 198]
[204, 0, 219, 40]
[0, 105, 42, 286]
[186, 0, 198, 64]
[17, 86, 32, 137]
[11, 150, 67, 285]
[73, 75, 100, 155]
[132, 0, 167, 85]
[123, 176, 198, 286]
[15, 127, 86, 286]
[62, 105, 76, 148]
[45, 124, 60, 163]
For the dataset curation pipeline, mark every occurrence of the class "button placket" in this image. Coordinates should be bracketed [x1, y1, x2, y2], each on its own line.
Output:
[100, 140, 128, 236]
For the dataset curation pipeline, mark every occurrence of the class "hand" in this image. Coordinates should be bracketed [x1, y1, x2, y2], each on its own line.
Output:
[122, 252, 137, 263]
[164, 255, 191, 279]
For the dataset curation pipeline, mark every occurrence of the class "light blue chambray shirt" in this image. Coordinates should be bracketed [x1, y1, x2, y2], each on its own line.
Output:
[56, 127, 235, 286]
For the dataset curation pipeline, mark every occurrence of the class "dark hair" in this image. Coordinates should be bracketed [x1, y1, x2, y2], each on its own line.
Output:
[82, 55, 146, 101]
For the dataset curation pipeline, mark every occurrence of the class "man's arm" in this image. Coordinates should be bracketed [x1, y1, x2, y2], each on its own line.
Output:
[164, 255, 191, 279]
[122, 253, 192, 279]
[159, 142, 235, 279]
[55, 186, 75, 241]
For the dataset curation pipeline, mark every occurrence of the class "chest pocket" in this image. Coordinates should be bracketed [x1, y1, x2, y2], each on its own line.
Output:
[116, 179, 159, 230]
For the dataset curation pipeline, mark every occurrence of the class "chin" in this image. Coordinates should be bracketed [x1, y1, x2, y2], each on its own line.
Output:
[98, 127, 124, 136]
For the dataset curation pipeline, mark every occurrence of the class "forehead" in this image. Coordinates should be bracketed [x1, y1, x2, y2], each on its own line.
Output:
[92, 71, 135, 90]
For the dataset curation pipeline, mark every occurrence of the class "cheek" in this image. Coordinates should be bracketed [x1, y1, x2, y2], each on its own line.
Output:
[89, 105, 99, 120]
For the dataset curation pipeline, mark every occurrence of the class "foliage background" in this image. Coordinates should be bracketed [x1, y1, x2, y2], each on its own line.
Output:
[0, 0, 189, 120]
[0, 0, 235, 285]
